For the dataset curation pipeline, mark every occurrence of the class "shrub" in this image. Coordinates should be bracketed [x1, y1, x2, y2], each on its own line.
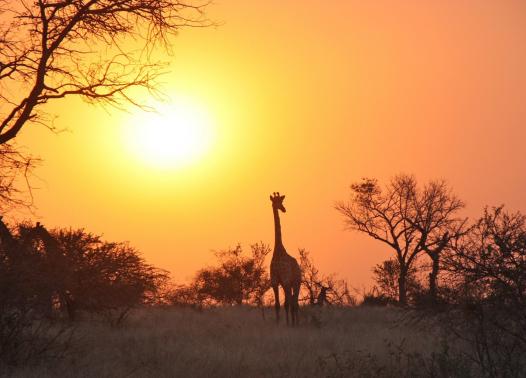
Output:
[171, 243, 271, 307]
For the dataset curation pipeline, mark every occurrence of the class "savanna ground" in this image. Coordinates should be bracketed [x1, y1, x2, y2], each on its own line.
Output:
[2, 306, 474, 378]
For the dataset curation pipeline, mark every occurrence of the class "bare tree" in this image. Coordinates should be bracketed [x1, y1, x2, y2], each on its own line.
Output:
[336, 174, 466, 305]
[298, 248, 320, 305]
[0, 0, 211, 145]
[298, 248, 355, 306]
[409, 180, 467, 303]
[336, 175, 421, 305]
[0, 144, 38, 210]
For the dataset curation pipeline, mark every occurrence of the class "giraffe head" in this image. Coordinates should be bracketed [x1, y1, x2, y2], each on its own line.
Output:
[270, 192, 286, 212]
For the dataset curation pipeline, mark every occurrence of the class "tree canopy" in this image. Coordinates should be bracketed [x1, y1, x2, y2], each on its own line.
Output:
[336, 174, 465, 304]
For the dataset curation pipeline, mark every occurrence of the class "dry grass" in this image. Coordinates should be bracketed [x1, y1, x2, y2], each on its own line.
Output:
[3, 306, 471, 377]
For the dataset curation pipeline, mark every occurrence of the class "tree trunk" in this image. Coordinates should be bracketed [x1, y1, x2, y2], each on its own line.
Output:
[428, 252, 440, 304]
[398, 267, 408, 306]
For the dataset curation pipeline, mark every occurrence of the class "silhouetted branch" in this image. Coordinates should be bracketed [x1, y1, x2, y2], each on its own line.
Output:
[0, 0, 213, 144]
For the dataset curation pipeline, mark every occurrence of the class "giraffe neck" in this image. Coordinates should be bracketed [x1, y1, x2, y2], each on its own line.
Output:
[35, 227, 61, 258]
[0, 218, 17, 253]
[273, 207, 284, 250]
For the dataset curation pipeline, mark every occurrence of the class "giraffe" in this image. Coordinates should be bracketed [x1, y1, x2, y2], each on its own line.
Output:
[269, 192, 301, 326]
[34, 222, 76, 320]
[0, 216, 18, 260]
[0, 218, 74, 319]
[21, 222, 75, 320]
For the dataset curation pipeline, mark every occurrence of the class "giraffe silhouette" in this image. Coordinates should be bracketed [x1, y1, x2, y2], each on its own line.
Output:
[0, 218, 74, 319]
[269, 192, 301, 326]
[33, 222, 75, 320]
[20, 222, 74, 320]
[0, 216, 17, 260]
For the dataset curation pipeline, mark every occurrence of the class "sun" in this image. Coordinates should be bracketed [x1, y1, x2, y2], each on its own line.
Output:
[125, 99, 214, 169]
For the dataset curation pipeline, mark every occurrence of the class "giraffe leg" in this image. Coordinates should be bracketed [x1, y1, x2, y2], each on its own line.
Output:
[292, 284, 300, 326]
[272, 285, 280, 324]
[284, 287, 291, 326]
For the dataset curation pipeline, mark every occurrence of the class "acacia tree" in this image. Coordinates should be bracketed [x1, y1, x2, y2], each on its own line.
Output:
[191, 243, 270, 306]
[336, 174, 465, 305]
[52, 227, 168, 322]
[0, 222, 167, 322]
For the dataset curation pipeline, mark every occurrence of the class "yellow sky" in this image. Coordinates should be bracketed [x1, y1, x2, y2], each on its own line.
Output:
[15, 0, 526, 287]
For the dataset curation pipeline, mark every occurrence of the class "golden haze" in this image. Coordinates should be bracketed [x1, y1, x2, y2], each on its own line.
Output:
[16, 0, 526, 287]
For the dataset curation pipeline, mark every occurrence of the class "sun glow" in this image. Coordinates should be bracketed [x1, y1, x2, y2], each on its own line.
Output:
[125, 99, 214, 169]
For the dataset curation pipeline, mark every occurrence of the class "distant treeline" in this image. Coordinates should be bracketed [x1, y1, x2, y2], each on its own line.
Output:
[0, 220, 353, 329]
[167, 244, 354, 309]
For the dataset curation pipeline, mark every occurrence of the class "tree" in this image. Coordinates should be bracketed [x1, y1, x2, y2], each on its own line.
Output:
[0, 0, 211, 145]
[166, 282, 201, 308]
[191, 243, 271, 306]
[53, 228, 168, 322]
[0, 0, 210, 211]
[408, 179, 467, 303]
[446, 206, 526, 309]
[0, 145, 38, 210]
[0, 220, 70, 318]
[0, 223, 167, 322]
[372, 258, 422, 303]
[336, 175, 420, 305]
[439, 206, 526, 375]
[298, 248, 355, 306]
[336, 174, 465, 305]
[0, 222, 163, 364]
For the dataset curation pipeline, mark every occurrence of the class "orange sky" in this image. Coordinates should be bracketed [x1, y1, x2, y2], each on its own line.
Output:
[14, 0, 526, 288]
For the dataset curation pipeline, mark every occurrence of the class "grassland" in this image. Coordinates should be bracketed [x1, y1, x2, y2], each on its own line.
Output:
[3, 306, 473, 377]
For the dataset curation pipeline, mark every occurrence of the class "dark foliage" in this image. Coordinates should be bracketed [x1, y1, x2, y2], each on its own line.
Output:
[0, 309, 72, 368]
[169, 243, 270, 307]
[316, 338, 474, 377]
[53, 228, 168, 323]
[439, 206, 526, 376]
[299, 248, 355, 306]
[372, 258, 424, 305]
[0, 222, 167, 321]
[0, 221, 167, 363]
[169, 244, 356, 309]
[360, 287, 394, 307]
